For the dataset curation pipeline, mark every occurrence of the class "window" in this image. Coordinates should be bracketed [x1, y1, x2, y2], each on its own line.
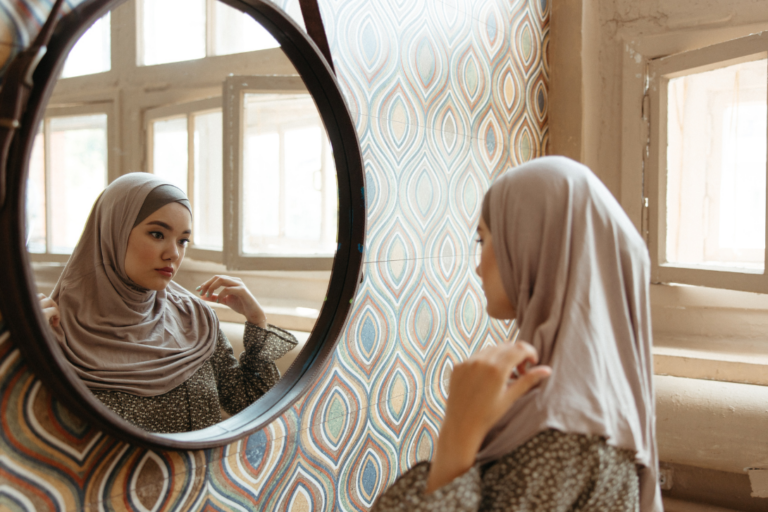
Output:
[139, 0, 279, 66]
[27, 106, 114, 260]
[27, 1, 331, 274]
[647, 34, 768, 293]
[61, 13, 111, 78]
[223, 76, 337, 271]
[146, 97, 224, 261]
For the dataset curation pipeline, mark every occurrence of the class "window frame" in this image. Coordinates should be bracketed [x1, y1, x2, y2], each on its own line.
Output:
[27, 101, 117, 263]
[145, 96, 224, 263]
[222, 74, 335, 271]
[647, 32, 768, 293]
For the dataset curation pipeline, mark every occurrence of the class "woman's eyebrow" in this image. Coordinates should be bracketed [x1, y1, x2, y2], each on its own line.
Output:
[146, 220, 191, 235]
[146, 220, 172, 230]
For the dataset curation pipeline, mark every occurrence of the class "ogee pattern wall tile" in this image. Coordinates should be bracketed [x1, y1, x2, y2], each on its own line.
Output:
[0, 0, 548, 509]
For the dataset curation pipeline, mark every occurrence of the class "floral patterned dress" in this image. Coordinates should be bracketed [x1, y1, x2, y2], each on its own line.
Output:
[372, 429, 640, 512]
[91, 323, 297, 433]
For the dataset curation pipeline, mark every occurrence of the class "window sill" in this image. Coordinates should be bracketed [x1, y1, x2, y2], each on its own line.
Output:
[653, 336, 768, 386]
[651, 283, 768, 387]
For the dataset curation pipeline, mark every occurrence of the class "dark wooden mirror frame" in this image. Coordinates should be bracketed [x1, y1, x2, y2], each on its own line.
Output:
[0, 0, 364, 450]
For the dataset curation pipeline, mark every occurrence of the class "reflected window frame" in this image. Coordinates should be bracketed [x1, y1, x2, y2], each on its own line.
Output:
[27, 102, 118, 263]
[145, 97, 224, 263]
[222, 75, 336, 272]
[646, 33, 768, 293]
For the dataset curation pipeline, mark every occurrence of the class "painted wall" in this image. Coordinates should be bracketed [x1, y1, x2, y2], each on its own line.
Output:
[0, 0, 549, 510]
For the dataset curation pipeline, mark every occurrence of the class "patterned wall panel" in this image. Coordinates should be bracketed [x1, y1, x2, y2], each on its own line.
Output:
[0, 0, 549, 509]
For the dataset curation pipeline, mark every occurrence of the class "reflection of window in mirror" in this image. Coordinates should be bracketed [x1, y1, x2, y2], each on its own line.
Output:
[27, 107, 114, 261]
[139, 0, 279, 66]
[61, 13, 111, 78]
[145, 97, 224, 261]
[25, 1, 333, 410]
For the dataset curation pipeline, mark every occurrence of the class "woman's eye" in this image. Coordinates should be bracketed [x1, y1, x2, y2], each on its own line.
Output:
[475, 237, 484, 245]
[150, 231, 163, 240]
[180, 239, 190, 247]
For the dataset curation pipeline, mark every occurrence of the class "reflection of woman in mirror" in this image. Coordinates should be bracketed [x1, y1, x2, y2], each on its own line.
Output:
[373, 157, 660, 511]
[37, 173, 297, 433]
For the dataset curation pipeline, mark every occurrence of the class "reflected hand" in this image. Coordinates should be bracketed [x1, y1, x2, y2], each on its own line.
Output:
[197, 275, 267, 328]
[425, 341, 551, 493]
[37, 293, 61, 329]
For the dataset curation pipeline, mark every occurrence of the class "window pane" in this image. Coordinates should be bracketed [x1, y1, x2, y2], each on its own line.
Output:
[48, 115, 108, 253]
[193, 111, 223, 249]
[141, 0, 205, 66]
[62, 13, 111, 78]
[241, 94, 335, 256]
[666, 58, 767, 271]
[243, 132, 280, 240]
[26, 128, 46, 252]
[213, 1, 279, 56]
[152, 117, 188, 193]
[284, 126, 322, 240]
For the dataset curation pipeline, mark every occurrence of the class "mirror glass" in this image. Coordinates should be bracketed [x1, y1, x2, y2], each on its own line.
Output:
[25, 0, 336, 434]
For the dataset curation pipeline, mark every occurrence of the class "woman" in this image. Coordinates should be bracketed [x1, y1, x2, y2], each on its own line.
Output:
[372, 157, 661, 511]
[37, 173, 297, 433]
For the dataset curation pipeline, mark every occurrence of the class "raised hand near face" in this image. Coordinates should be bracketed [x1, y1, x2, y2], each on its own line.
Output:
[425, 341, 551, 493]
[197, 275, 267, 328]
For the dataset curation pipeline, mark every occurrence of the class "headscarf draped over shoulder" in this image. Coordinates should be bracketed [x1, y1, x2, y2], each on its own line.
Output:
[51, 173, 219, 397]
[478, 156, 661, 511]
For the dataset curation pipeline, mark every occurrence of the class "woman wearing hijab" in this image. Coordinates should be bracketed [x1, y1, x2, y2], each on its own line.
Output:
[37, 172, 297, 433]
[372, 156, 661, 511]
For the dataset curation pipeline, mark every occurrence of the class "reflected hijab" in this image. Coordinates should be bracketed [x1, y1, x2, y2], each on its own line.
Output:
[51, 173, 219, 397]
[477, 157, 661, 511]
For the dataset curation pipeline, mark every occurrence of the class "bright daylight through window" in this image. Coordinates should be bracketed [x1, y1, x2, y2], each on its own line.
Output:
[141, 0, 279, 66]
[27, 115, 108, 254]
[666, 58, 767, 272]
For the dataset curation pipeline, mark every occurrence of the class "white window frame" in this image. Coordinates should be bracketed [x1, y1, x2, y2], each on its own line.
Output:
[28, 102, 117, 263]
[646, 32, 768, 293]
[145, 96, 223, 263]
[223, 75, 335, 271]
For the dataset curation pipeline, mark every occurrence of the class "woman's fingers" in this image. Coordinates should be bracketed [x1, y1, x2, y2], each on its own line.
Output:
[502, 365, 551, 406]
[197, 275, 243, 298]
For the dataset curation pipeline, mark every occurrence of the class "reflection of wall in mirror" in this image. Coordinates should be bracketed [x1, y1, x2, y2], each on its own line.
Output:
[1, 0, 549, 508]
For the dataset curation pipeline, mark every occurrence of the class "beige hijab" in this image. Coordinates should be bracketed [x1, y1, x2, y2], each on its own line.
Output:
[51, 173, 219, 397]
[477, 157, 661, 511]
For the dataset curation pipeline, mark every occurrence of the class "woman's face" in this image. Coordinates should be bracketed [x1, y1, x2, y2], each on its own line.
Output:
[476, 216, 516, 320]
[124, 203, 192, 291]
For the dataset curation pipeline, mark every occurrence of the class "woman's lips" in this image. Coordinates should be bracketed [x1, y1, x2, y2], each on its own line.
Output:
[156, 267, 173, 277]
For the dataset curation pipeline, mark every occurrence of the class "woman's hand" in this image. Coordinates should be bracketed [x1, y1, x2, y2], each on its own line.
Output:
[37, 293, 61, 328]
[197, 275, 267, 328]
[425, 341, 551, 494]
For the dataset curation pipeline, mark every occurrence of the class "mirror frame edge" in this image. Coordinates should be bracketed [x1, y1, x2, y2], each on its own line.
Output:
[0, 0, 365, 451]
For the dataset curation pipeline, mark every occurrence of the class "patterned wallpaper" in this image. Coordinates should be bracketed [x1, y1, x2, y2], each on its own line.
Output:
[0, 0, 549, 510]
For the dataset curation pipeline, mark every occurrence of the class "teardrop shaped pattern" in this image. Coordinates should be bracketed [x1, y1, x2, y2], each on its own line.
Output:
[269, 462, 330, 512]
[374, 354, 419, 439]
[400, 409, 441, 470]
[341, 434, 393, 511]
[401, 279, 446, 363]
[404, 155, 447, 233]
[344, 290, 391, 378]
[460, 172, 480, 222]
[129, 452, 170, 512]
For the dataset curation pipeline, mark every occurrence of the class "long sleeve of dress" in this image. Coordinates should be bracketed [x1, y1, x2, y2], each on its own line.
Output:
[371, 462, 482, 512]
[212, 322, 298, 415]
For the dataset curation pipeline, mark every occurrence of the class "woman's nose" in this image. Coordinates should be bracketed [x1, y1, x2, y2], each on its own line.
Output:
[163, 243, 179, 261]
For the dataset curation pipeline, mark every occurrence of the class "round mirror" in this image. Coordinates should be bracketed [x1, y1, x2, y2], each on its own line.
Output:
[0, 0, 364, 450]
